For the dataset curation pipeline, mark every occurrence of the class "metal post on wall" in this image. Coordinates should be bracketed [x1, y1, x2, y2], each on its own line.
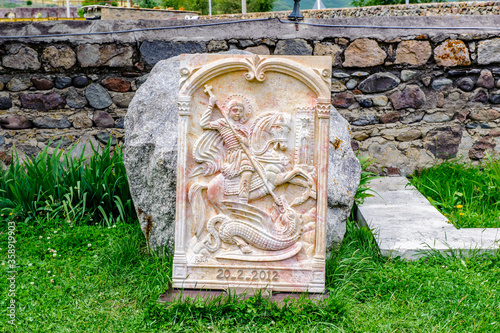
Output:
[288, 0, 303, 21]
[241, 0, 246, 14]
[209, 0, 212, 16]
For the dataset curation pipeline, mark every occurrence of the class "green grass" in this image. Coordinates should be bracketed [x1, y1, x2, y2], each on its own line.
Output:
[410, 156, 500, 228]
[0, 214, 171, 332]
[1, 216, 499, 332]
[1, 147, 499, 331]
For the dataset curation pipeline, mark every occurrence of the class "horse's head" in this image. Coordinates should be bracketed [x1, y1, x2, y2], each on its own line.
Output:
[250, 112, 293, 156]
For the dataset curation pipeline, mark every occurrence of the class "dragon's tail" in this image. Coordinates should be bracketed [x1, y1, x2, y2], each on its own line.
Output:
[204, 215, 228, 253]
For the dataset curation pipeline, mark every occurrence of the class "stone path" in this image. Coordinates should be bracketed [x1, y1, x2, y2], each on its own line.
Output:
[356, 177, 500, 260]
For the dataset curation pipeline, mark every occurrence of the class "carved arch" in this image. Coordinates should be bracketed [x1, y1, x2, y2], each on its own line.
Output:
[179, 55, 331, 100]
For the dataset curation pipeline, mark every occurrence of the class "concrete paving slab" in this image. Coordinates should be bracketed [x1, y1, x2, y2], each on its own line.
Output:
[356, 177, 500, 260]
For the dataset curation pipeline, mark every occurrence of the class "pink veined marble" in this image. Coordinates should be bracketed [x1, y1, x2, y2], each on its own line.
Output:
[173, 54, 332, 293]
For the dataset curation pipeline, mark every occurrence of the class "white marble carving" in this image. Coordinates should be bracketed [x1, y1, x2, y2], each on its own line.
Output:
[172, 54, 332, 293]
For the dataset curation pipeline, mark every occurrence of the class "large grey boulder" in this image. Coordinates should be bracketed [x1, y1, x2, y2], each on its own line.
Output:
[327, 112, 361, 247]
[124, 57, 181, 252]
[124, 53, 360, 253]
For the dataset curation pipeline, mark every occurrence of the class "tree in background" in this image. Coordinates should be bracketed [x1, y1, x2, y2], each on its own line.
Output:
[160, 0, 178, 8]
[248, 0, 275, 12]
[81, 0, 118, 6]
[216, 0, 276, 13]
[351, 0, 444, 7]
[215, 0, 241, 13]
[159, 0, 208, 14]
[137, 0, 158, 8]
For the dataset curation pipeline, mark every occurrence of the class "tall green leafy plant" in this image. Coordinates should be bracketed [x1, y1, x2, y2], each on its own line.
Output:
[0, 140, 135, 226]
[355, 155, 379, 206]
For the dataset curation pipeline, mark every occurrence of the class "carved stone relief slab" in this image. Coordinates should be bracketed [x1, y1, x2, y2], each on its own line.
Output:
[173, 54, 332, 293]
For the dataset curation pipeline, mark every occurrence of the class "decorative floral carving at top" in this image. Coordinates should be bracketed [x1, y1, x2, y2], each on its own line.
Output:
[244, 55, 267, 82]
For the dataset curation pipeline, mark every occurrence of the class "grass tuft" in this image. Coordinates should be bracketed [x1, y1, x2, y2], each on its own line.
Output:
[410, 156, 500, 228]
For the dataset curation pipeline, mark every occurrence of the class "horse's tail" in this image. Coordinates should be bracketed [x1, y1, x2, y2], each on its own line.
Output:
[204, 215, 227, 253]
[188, 182, 208, 238]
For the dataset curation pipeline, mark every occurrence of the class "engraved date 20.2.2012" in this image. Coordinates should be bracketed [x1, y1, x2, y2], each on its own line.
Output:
[216, 268, 279, 282]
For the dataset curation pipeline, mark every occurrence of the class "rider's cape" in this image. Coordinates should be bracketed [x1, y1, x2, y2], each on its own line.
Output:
[190, 130, 225, 177]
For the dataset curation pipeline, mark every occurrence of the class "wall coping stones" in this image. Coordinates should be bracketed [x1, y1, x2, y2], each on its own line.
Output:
[4, 16, 500, 45]
[198, 2, 500, 20]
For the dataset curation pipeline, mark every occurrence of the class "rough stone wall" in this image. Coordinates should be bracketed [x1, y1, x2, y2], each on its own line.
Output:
[0, 7, 78, 19]
[2, 16, 500, 174]
[199, 1, 500, 20]
[100, 7, 198, 20]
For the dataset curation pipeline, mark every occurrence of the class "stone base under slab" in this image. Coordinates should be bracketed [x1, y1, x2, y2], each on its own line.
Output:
[159, 286, 329, 303]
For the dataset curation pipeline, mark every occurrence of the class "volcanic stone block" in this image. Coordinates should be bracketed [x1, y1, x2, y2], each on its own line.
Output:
[389, 85, 426, 110]
[0, 97, 12, 110]
[66, 87, 87, 109]
[274, 39, 313, 55]
[313, 43, 342, 66]
[477, 38, 500, 65]
[423, 126, 463, 159]
[33, 117, 71, 129]
[395, 40, 431, 66]
[31, 78, 54, 90]
[358, 73, 400, 94]
[207, 40, 229, 52]
[456, 77, 475, 92]
[41, 45, 76, 70]
[77, 44, 134, 68]
[434, 40, 471, 67]
[3, 44, 40, 70]
[0, 116, 33, 129]
[332, 92, 355, 108]
[140, 41, 207, 67]
[55, 76, 72, 89]
[86, 84, 112, 109]
[20, 93, 66, 111]
[7, 77, 32, 92]
[73, 76, 90, 88]
[93, 111, 114, 127]
[102, 78, 131, 92]
[343, 39, 386, 68]
[476, 69, 494, 89]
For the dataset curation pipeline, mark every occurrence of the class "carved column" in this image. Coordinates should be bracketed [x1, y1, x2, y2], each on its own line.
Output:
[312, 98, 331, 281]
[172, 95, 192, 280]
